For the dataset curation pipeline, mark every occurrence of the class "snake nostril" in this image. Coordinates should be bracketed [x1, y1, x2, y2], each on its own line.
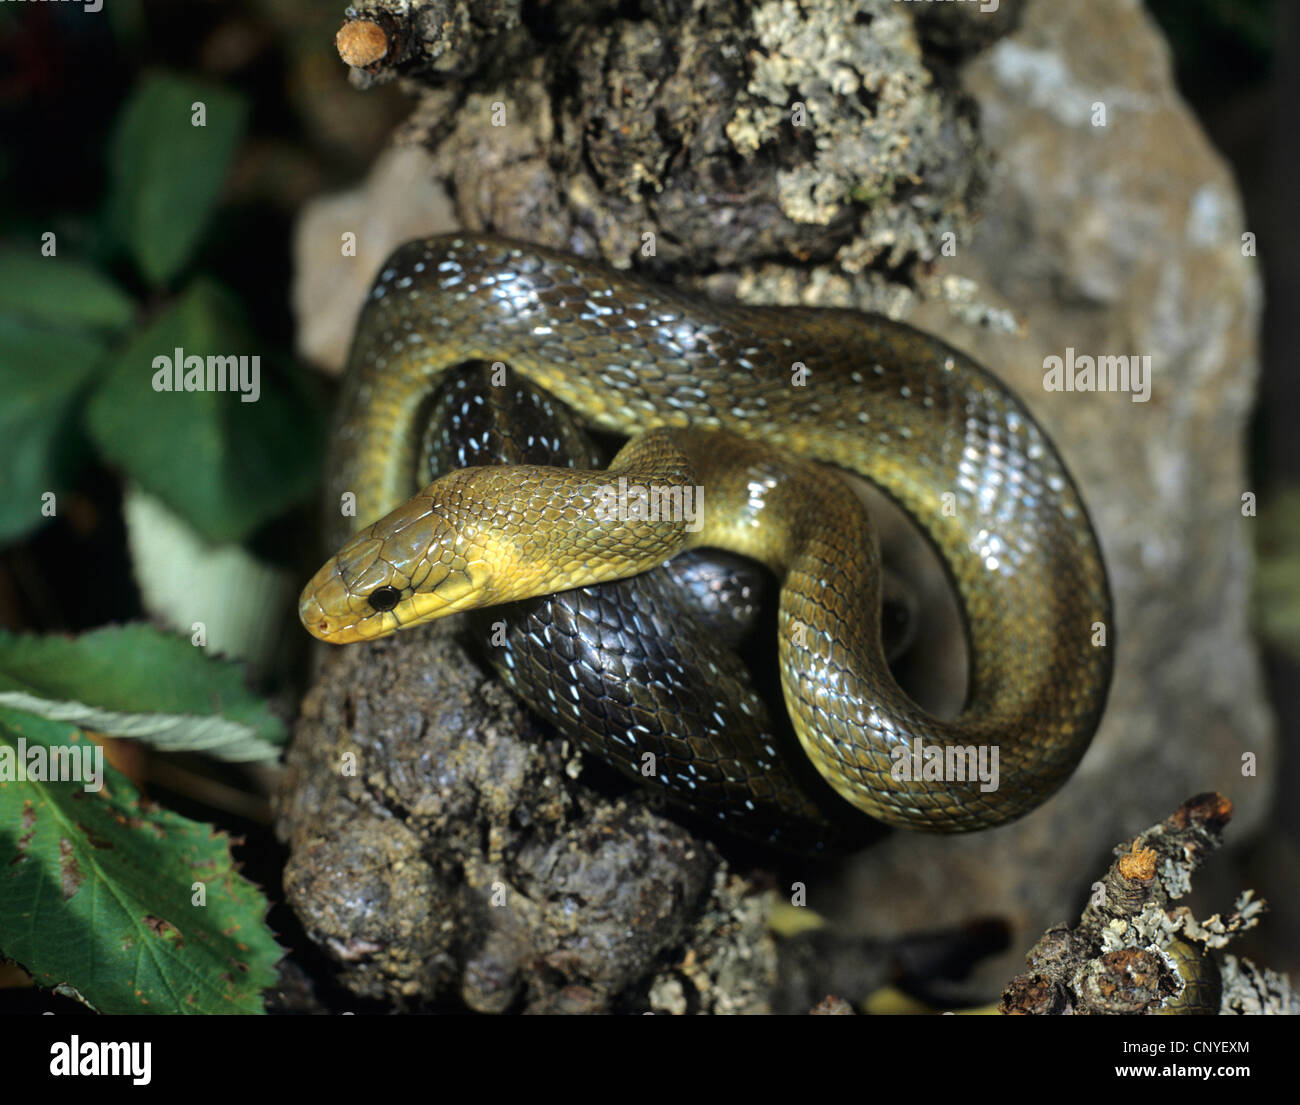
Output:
[318, 619, 329, 634]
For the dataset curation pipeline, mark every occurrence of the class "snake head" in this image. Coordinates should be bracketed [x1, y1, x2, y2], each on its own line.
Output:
[299, 487, 492, 643]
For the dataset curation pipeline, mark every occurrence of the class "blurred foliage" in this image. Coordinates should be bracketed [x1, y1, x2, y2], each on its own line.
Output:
[0, 5, 352, 1011]
[123, 485, 299, 676]
[1256, 488, 1300, 665]
[0, 316, 106, 542]
[0, 253, 135, 330]
[0, 625, 287, 760]
[106, 72, 250, 286]
[0, 69, 324, 547]
[87, 278, 320, 543]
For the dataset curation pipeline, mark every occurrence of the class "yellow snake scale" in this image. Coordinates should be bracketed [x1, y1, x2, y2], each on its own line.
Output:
[300, 234, 1113, 833]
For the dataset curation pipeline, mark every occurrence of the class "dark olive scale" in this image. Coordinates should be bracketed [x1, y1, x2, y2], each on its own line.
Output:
[307, 234, 1114, 833]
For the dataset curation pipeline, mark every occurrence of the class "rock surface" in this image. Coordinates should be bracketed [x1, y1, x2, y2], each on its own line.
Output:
[277, 623, 776, 1012]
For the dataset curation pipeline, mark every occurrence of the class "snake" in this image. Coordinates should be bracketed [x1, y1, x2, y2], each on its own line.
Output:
[419, 365, 922, 848]
[299, 234, 1113, 833]
[1157, 938, 1221, 1016]
[415, 365, 866, 849]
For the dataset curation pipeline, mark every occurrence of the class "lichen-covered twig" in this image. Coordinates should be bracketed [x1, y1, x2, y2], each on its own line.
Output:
[335, 2, 527, 85]
[1002, 793, 1294, 1015]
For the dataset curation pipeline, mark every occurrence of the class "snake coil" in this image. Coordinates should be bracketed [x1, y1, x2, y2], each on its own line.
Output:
[300, 235, 1113, 835]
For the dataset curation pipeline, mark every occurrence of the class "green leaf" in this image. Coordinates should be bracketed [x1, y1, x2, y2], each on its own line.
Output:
[0, 252, 135, 333]
[0, 625, 287, 760]
[107, 72, 248, 285]
[0, 707, 282, 1014]
[1256, 487, 1300, 665]
[107, 0, 146, 46]
[0, 316, 106, 542]
[122, 485, 299, 675]
[85, 278, 324, 543]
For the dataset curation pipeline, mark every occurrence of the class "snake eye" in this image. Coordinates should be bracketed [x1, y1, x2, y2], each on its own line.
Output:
[368, 586, 401, 612]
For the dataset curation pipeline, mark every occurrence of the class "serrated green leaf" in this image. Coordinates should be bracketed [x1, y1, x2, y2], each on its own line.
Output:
[0, 693, 280, 763]
[0, 316, 105, 542]
[107, 72, 248, 285]
[84, 278, 324, 542]
[0, 252, 135, 332]
[0, 625, 287, 758]
[0, 707, 282, 1014]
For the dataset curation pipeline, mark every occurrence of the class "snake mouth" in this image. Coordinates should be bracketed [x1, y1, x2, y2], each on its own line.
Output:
[297, 559, 390, 644]
[298, 560, 494, 643]
[297, 587, 364, 644]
